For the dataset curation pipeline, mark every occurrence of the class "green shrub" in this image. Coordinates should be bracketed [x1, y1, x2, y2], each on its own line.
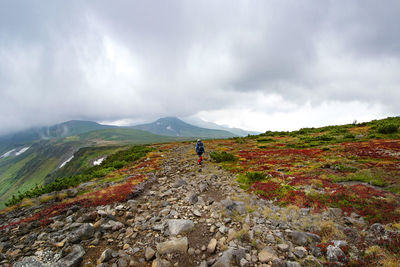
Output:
[332, 169, 386, 187]
[235, 138, 246, 144]
[112, 160, 126, 169]
[377, 123, 398, 134]
[257, 138, 274, 143]
[245, 172, 266, 182]
[210, 151, 237, 162]
[344, 133, 355, 139]
[237, 171, 267, 190]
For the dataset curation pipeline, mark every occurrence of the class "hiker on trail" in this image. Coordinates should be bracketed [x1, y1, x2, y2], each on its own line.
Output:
[195, 139, 205, 165]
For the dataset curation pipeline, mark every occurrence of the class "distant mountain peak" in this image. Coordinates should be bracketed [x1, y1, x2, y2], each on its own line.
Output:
[132, 117, 236, 138]
[155, 117, 181, 123]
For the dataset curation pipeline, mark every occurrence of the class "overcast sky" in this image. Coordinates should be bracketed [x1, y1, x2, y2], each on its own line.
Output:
[0, 0, 399, 134]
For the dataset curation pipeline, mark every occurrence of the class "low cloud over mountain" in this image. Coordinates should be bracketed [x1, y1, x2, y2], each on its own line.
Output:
[1, 1, 399, 134]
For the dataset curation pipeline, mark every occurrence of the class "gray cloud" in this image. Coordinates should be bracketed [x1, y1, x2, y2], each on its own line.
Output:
[0, 0, 399, 134]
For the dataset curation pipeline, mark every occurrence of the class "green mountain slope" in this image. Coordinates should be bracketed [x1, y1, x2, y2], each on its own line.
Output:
[0, 120, 113, 154]
[78, 128, 186, 144]
[0, 127, 184, 209]
[45, 146, 124, 182]
[132, 117, 237, 138]
[0, 140, 79, 209]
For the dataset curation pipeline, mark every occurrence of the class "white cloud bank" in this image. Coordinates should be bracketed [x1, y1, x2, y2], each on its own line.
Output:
[0, 0, 399, 134]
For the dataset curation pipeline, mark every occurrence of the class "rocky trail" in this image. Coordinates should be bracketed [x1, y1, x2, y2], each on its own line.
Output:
[0, 143, 396, 266]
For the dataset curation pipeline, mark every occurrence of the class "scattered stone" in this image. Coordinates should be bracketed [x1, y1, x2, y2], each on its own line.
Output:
[302, 256, 322, 266]
[57, 245, 85, 267]
[333, 240, 348, 249]
[219, 225, 227, 234]
[286, 261, 301, 267]
[187, 192, 198, 204]
[151, 258, 171, 267]
[188, 247, 195, 255]
[277, 243, 289, 252]
[193, 210, 202, 217]
[145, 247, 155, 261]
[293, 246, 307, 258]
[239, 258, 249, 267]
[227, 229, 237, 242]
[329, 208, 342, 218]
[266, 234, 276, 243]
[289, 231, 320, 246]
[97, 248, 113, 264]
[207, 238, 217, 253]
[118, 257, 128, 267]
[199, 183, 208, 192]
[173, 179, 187, 188]
[55, 240, 66, 248]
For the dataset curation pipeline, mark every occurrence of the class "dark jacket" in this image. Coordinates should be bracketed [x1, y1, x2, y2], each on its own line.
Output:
[195, 141, 205, 154]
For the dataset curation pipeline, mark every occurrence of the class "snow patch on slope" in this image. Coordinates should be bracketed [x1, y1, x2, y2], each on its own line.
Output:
[59, 156, 74, 168]
[93, 157, 105, 166]
[0, 149, 16, 159]
[16, 146, 30, 156]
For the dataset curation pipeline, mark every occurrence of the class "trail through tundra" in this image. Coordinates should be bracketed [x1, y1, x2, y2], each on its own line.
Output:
[2, 142, 399, 267]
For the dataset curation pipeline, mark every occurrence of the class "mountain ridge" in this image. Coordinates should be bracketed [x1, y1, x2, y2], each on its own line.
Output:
[131, 117, 237, 138]
[184, 117, 260, 136]
[0, 120, 114, 154]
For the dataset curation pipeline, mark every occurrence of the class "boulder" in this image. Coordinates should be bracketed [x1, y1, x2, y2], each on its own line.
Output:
[102, 220, 124, 231]
[258, 246, 278, 262]
[212, 248, 236, 267]
[326, 245, 345, 262]
[70, 223, 94, 243]
[167, 219, 194, 236]
[57, 245, 85, 267]
[157, 237, 188, 254]
[293, 246, 307, 258]
[289, 231, 320, 246]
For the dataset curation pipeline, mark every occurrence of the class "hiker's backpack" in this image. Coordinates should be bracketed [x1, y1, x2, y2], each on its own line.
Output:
[196, 142, 204, 153]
